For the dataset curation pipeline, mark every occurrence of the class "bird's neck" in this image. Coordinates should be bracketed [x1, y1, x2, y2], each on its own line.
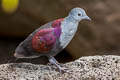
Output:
[63, 16, 79, 31]
[64, 15, 79, 24]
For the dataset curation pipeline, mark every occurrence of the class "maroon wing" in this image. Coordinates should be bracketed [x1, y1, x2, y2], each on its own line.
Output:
[32, 28, 57, 53]
[32, 18, 64, 53]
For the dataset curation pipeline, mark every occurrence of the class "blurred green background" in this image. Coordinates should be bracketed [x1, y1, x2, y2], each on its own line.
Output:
[0, 0, 120, 64]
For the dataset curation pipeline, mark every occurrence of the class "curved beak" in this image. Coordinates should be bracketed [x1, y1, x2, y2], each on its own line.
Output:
[84, 16, 91, 21]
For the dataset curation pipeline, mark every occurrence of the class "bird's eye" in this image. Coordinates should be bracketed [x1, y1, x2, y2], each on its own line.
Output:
[78, 13, 81, 16]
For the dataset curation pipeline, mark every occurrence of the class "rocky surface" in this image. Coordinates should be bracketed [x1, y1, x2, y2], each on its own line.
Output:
[0, 55, 120, 80]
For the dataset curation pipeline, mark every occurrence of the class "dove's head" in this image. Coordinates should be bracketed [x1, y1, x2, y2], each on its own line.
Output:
[68, 7, 91, 22]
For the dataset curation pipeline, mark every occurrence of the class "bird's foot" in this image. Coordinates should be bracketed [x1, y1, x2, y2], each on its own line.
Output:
[49, 57, 72, 74]
[57, 67, 72, 74]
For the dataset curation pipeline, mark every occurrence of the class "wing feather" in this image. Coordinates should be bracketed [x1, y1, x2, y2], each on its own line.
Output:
[32, 28, 56, 53]
[31, 18, 63, 53]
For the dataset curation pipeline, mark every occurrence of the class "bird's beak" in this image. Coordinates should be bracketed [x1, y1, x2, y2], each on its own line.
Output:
[84, 16, 91, 21]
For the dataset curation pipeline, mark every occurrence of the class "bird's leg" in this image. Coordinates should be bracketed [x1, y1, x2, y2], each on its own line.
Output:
[52, 57, 60, 64]
[49, 57, 65, 73]
[52, 57, 64, 67]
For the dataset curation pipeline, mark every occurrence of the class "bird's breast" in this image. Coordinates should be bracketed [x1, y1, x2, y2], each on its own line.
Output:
[59, 21, 78, 48]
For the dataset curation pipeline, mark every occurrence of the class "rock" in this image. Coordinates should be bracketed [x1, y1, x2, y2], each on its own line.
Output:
[0, 55, 120, 80]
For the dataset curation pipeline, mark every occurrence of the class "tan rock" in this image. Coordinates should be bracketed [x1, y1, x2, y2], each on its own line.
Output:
[0, 55, 120, 80]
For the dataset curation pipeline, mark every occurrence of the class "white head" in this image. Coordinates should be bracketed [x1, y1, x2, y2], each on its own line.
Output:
[68, 7, 91, 22]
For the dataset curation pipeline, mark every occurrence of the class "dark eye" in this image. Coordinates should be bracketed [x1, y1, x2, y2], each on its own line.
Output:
[78, 13, 81, 16]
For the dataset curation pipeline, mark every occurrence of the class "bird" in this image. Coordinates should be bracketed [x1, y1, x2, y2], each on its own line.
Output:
[14, 7, 91, 73]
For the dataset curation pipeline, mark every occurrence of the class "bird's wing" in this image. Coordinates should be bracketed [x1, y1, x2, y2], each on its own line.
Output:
[31, 18, 64, 53]
[32, 28, 57, 53]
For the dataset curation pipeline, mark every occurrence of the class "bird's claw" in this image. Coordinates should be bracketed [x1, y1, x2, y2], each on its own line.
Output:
[49, 57, 72, 74]
[58, 68, 72, 74]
